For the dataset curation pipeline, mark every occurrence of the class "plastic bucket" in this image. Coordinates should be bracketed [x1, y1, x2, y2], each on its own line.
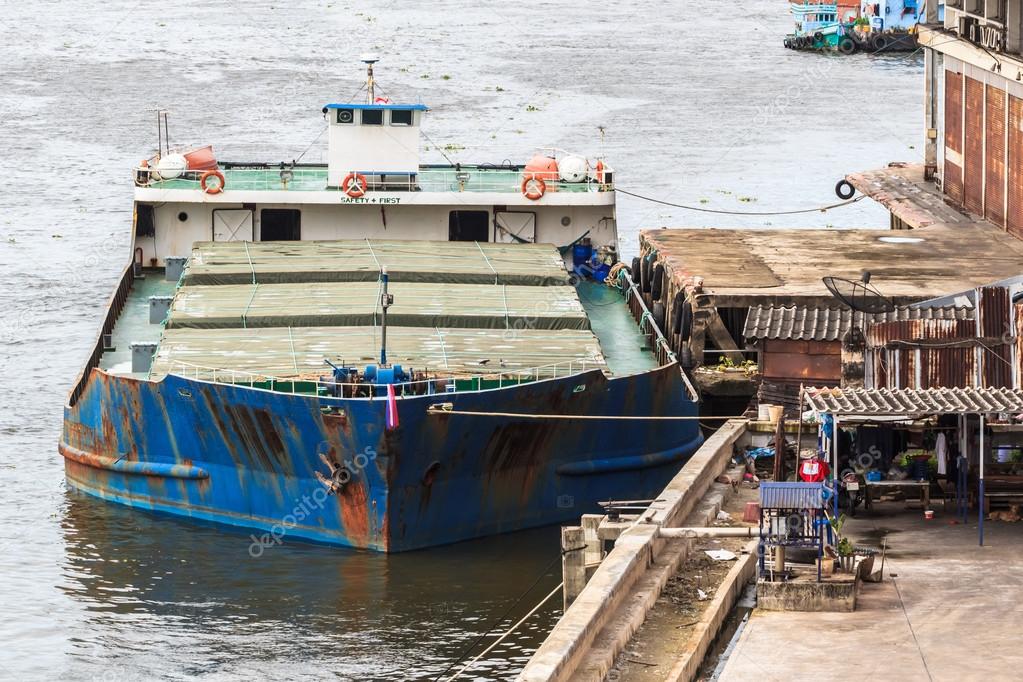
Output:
[768, 405, 784, 424]
[924, 509, 934, 520]
[758, 404, 772, 421]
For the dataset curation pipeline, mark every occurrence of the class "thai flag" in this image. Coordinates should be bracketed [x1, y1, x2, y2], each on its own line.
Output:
[385, 384, 400, 430]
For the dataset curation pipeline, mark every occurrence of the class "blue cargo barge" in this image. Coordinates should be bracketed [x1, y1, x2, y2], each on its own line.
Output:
[61, 59, 703, 552]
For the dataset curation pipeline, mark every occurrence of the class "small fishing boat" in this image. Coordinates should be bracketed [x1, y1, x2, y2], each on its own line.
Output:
[60, 57, 703, 552]
[784, 1, 930, 54]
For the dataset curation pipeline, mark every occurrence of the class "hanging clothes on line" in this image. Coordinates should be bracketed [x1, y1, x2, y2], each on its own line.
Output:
[936, 431, 948, 476]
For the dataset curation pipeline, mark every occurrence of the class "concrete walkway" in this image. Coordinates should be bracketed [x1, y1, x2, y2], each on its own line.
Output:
[719, 504, 1023, 681]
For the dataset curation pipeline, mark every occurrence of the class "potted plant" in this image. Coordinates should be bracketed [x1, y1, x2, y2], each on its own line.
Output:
[837, 537, 855, 572]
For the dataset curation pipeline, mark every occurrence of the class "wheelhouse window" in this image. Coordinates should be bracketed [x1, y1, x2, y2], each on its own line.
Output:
[362, 109, 384, 125]
[260, 209, 301, 241]
[336, 108, 354, 124]
[448, 211, 489, 242]
[390, 109, 413, 126]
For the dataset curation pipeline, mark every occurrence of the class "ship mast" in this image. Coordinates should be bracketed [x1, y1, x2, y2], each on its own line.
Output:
[361, 52, 379, 103]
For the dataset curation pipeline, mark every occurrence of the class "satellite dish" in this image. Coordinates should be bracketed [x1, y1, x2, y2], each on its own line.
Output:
[822, 271, 895, 314]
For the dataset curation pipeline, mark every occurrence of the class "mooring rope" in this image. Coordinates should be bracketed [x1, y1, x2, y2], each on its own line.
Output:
[428, 409, 747, 420]
[616, 187, 866, 215]
[443, 582, 564, 681]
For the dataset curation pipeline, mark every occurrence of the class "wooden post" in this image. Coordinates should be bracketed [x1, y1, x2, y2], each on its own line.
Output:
[772, 408, 785, 483]
[561, 526, 586, 611]
[792, 383, 805, 482]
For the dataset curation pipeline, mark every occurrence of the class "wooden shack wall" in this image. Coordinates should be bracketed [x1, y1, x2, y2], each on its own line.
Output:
[761, 339, 841, 383]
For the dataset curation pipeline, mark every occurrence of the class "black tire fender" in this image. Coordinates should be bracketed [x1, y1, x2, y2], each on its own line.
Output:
[641, 254, 653, 293]
[671, 292, 685, 334]
[650, 263, 665, 300]
[651, 301, 667, 334]
[630, 256, 641, 282]
[835, 179, 855, 200]
[678, 300, 693, 341]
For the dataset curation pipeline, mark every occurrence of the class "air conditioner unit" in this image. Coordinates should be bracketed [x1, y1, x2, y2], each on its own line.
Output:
[958, 15, 978, 40]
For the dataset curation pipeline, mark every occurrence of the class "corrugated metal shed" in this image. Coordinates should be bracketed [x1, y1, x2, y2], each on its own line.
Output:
[759, 482, 825, 509]
[865, 286, 1016, 390]
[804, 386, 1023, 415]
[743, 305, 972, 342]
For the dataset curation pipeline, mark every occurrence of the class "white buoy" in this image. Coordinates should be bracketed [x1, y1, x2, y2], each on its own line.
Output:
[155, 153, 188, 180]
[558, 155, 588, 183]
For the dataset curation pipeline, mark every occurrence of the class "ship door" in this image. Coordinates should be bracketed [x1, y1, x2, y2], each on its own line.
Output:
[495, 211, 535, 243]
[212, 209, 254, 242]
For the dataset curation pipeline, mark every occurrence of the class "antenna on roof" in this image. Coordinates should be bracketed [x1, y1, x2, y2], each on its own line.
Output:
[361, 52, 380, 104]
[822, 271, 896, 314]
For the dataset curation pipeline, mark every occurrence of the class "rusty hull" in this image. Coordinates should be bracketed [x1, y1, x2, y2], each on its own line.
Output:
[61, 362, 702, 552]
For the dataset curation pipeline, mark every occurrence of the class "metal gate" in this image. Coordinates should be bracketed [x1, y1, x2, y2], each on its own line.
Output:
[985, 85, 1006, 229]
[963, 76, 984, 215]
[944, 70, 964, 205]
[1009, 95, 1023, 239]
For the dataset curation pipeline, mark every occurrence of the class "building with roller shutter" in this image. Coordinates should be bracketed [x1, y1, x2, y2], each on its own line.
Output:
[848, 0, 1023, 237]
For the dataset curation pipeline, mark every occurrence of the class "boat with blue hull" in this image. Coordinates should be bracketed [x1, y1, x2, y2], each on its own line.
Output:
[61, 57, 702, 552]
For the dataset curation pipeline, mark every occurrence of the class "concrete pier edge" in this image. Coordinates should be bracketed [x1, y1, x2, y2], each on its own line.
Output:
[518, 420, 747, 681]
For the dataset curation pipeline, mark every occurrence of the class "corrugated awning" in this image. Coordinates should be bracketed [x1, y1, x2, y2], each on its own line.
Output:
[759, 482, 825, 509]
[803, 386, 1023, 415]
[743, 305, 972, 341]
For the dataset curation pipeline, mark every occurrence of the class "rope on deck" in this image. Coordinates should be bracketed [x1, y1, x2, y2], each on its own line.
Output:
[365, 237, 382, 271]
[475, 240, 499, 284]
[287, 326, 299, 375]
[241, 283, 259, 329]
[243, 240, 256, 285]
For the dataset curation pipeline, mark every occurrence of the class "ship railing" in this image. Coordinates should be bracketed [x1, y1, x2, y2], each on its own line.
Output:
[162, 356, 604, 396]
[134, 165, 614, 194]
[621, 271, 701, 403]
[67, 261, 136, 407]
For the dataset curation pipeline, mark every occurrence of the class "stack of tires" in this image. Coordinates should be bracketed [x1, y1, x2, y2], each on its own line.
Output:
[630, 252, 695, 368]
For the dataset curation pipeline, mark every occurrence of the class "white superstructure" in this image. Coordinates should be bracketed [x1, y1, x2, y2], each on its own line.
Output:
[130, 60, 617, 270]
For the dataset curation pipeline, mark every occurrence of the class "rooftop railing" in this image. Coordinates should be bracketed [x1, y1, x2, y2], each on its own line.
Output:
[135, 164, 613, 194]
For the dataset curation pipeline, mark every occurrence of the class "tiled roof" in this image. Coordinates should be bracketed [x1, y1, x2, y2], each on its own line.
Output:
[743, 305, 973, 341]
[803, 386, 1023, 415]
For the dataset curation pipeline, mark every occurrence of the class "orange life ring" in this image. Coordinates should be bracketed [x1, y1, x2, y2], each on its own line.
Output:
[200, 170, 225, 194]
[595, 160, 605, 184]
[522, 175, 546, 201]
[342, 172, 368, 198]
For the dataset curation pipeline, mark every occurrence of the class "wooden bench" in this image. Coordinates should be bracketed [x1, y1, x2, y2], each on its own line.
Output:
[983, 491, 1023, 513]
